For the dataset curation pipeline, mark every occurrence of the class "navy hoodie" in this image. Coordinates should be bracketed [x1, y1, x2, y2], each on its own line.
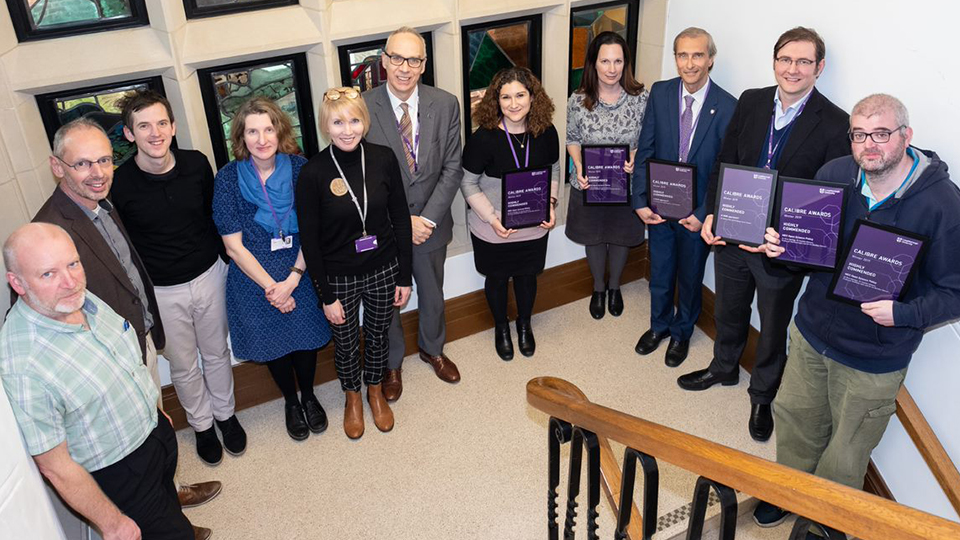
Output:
[795, 148, 960, 373]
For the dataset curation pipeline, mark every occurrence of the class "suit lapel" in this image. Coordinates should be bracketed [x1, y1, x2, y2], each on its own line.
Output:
[371, 86, 414, 185]
[686, 79, 718, 161]
[415, 87, 435, 179]
[744, 86, 778, 167]
[666, 79, 681, 161]
[777, 87, 823, 171]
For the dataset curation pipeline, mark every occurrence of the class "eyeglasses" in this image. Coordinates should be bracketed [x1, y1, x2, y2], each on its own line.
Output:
[848, 126, 906, 144]
[775, 56, 816, 69]
[383, 52, 425, 69]
[323, 87, 361, 101]
[55, 155, 113, 172]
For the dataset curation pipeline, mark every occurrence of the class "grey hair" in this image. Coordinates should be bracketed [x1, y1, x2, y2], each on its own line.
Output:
[52, 117, 108, 158]
[386, 26, 427, 58]
[673, 27, 717, 58]
[851, 94, 910, 128]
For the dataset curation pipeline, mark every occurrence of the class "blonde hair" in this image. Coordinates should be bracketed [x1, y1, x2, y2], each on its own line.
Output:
[228, 96, 301, 161]
[318, 88, 371, 140]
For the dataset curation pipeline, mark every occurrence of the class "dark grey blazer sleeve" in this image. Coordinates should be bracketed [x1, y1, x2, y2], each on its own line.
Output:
[420, 90, 463, 226]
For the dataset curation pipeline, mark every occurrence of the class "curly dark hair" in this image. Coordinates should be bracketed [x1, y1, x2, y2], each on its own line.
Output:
[472, 67, 555, 137]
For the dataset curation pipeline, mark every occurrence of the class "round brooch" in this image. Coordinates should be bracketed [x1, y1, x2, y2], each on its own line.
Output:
[330, 177, 348, 196]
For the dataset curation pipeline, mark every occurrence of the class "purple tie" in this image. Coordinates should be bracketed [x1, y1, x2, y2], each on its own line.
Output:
[679, 94, 695, 162]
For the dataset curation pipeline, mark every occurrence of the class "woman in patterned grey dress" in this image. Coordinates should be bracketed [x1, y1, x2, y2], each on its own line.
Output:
[565, 31, 649, 320]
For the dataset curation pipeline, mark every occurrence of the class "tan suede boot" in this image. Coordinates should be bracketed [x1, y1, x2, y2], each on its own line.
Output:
[366, 384, 395, 432]
[343, 391, 364, 439]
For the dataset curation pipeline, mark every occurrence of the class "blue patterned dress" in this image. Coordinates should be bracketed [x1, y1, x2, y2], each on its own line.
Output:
[213, 155, 331, 362]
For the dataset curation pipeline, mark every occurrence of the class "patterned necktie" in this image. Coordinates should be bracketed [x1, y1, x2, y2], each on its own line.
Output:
[399, 103, 416, 173]
[678, 94, 695, 162]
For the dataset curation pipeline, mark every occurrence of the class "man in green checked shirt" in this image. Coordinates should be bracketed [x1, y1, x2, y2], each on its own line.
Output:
[0, 223, 194, 540]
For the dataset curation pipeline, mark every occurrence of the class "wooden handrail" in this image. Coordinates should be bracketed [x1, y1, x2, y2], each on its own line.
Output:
[896, 386, 960, 513]
[528, 376, 960, 540]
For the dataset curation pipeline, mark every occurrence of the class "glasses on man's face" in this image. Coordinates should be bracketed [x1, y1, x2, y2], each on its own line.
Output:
[323, 87, 361, 101]
[848, 126, 906, 144]
[775, 56, 816, 69]
[56, 155, 113, 173]
[384, 52, 424, 69]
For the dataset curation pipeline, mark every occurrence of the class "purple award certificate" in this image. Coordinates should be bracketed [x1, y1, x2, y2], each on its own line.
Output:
[828, 220, 928, 305]
[712, 164, 777, 246]
[583, 145, 630, 205]
[647, 159, 696, 221]
[774, 178, 847, 270]
[501, 165, 551, 229]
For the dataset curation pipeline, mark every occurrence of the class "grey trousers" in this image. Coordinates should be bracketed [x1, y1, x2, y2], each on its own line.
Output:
[388, 245, 447, 368]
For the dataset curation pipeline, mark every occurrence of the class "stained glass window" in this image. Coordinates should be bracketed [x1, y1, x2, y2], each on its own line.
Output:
[183, 0, 298, 19]
[337, 34, 435, 93]
[5, 0, 148, 42]
[568, 0, 639, 95]
[197, 54, 318, 167]
[461, 15, 542, 136]
[36, 76, 167, 167]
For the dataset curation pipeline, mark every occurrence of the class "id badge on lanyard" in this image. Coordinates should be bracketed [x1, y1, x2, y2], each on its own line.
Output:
[330, 144, 378, 254]
[271, 234, 293, 251]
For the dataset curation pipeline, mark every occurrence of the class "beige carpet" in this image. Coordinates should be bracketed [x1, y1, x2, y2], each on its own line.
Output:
[174, 279, 779, 539]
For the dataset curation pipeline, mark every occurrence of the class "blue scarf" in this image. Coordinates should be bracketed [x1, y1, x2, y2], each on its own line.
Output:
[237, 153, 298, 236]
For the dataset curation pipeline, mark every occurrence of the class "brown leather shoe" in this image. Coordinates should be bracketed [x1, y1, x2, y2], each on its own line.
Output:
[192, 525, 212, 540]
[178, 481, 222, 508]
[366, 384, 395, 432]
[343, 391, 364, 439]
[419, 348, 461, 383]
[382, 368, 402, 402]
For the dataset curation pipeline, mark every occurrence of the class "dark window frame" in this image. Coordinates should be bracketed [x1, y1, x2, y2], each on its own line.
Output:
[567, 0, 640, 96]
[5, 0, 149, 43]
[336, 33, 436, 91]
[182, 0, 298, 19]
[460, 14, 543, 140]
[197, 52, 318, 168]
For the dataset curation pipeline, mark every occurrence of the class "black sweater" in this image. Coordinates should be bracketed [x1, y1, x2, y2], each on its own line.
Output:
[296, 142, 413, 304]
[111, 148, 225, 286]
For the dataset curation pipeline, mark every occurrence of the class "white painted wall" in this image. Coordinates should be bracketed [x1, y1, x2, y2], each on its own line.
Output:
[664, 0, 960, 521]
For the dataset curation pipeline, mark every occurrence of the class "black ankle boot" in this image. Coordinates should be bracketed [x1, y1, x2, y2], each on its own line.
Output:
[495, 323, 514, 361]
[516, 319, 536, 357]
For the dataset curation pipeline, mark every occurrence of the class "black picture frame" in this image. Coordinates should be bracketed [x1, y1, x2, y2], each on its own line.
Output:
[337, 34, 436, 92]
[197, 53, 318, 168]
[182, 0, 298, 19]
[35, 75, 172, 168]
[827, 219, 929, 307]
[567, 0, 640, 96]
[772, 176, 848, 271]
[460, 14, 543, 140]
[711, 163, 778, 247]
[5, 0, 149, 43]
[645, 158, 697, 220]
[582, 144, 630, 206]
[501, 165, 552, 229]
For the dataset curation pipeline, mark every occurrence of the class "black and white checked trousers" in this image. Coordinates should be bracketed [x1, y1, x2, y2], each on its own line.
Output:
[328, 260, 398, 392]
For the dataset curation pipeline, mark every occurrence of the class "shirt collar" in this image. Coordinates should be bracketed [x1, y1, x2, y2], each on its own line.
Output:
[774, 86, 815, 115]
[13, 293, 97, 333]
[386, 84, 419, 114]
[76, 198, 114, 220]
[682, 78, 710, 104]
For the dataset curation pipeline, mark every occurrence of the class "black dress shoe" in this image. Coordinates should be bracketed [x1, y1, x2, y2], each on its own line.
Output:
[284, 403, 310, 441]
[495, 323, 514, 361]
[194, 427, 223, 465]
[677, 368, 739, 391]
[664, 338, 690, 367]
[635, 328, 669, 355]
[607, 289, 623, 317]
[215, 415, 247, 456]
[516, 319, 536, 357]
[749, 403, 774, 442]
[302, 395, 328, 434]
[589, 291, 606, 319]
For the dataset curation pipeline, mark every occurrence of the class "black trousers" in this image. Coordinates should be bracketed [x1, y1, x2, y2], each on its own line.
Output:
[708, 245, 804, 404]
[91, 410, 192, 540]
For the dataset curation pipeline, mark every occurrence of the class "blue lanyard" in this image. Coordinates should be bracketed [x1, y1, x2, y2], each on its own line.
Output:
[396, 110, 420, 172]
[257, 174, 293, 238]
[861, 152, 919, 211]
[502, 117, 530, 169]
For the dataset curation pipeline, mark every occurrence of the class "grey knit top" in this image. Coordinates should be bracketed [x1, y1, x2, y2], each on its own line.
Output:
[565, 89, 649, 189]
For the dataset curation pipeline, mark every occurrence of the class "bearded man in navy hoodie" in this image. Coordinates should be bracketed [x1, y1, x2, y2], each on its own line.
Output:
[751, 93, 960, 529]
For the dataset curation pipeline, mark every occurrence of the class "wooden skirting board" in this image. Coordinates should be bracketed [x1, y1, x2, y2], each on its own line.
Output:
[160, 243, 894, 501]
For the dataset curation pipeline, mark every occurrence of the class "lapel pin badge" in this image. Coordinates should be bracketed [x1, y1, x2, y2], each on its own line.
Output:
[710, 109, 715, 115]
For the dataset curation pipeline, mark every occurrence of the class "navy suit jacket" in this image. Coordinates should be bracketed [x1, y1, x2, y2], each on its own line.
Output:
[631, 77, 737, 222]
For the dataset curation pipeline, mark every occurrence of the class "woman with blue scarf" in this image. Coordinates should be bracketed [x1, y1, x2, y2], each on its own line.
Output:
[213, 96, 331, 442]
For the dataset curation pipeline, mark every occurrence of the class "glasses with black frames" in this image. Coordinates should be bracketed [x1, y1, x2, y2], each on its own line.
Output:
[848, 126, 906, 144]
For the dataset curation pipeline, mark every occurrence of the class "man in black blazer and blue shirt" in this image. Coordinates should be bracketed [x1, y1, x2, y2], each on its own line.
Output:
[363, 27, 463, 402]
[678, 27, 851, 442]
[632, 27, 737, 368]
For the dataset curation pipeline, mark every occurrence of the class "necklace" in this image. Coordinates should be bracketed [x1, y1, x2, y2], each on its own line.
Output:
[510, 131, 528, 149]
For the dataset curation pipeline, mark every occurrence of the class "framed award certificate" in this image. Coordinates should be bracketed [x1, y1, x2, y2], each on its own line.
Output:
[582, 144, 630, 205]
[501, 165, 552, 229]
[827, 220, 928, 306]
[647, 159, 696, 221]
[712, 163, 777, 247]
[773, 177, 848, 271]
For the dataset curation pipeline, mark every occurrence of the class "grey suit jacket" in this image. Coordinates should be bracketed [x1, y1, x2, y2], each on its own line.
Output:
[363, 84, 463, 253]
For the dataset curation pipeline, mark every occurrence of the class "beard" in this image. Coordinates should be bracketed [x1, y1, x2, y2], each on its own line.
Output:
[856, 138, 908, 176]
[23, 288, 86, 317]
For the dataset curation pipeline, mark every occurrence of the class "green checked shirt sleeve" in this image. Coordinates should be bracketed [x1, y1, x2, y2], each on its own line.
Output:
[0, 292, 159, 472]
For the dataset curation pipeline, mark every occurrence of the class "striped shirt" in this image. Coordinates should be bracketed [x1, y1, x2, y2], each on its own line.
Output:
[0, 292, 158, 472]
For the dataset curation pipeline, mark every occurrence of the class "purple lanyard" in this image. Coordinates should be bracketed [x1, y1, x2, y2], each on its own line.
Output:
[678, 80, 710, 156]
[765, 96, 809, 169]
[396, 113, 420, 173]
[502, 117, 530, 169]
[258, 174, 293, 237]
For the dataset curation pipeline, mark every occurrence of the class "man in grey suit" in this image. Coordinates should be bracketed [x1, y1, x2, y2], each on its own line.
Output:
[363, 26, 463, 401]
